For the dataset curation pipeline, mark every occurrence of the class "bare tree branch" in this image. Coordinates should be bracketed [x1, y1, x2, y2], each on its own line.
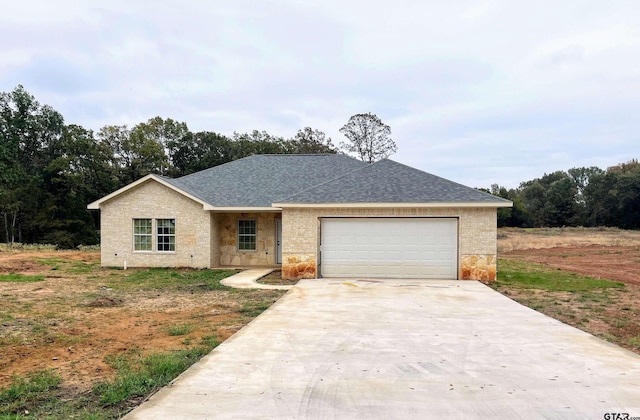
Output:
[339, 113, 397, 163]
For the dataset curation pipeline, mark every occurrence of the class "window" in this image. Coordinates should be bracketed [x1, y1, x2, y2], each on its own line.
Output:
[133, 218, 176, 252]
[157, 219, 176, 252]
[238, 219, 256, 251]
[133, 219, 152, 251]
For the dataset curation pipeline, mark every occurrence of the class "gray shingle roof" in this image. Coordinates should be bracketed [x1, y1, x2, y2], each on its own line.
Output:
[276, 158, 511, 204]
[158, 154, 509, 207]
[163, 154, 367, 207]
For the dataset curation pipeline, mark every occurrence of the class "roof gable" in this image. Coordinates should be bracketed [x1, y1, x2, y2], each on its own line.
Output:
[275, 159, 512, 206]
[87, 174, 211, 210]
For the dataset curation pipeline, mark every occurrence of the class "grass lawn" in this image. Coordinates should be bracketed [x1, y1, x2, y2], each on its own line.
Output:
[0, 273, 44, 283]
[497, 259, 625, 292]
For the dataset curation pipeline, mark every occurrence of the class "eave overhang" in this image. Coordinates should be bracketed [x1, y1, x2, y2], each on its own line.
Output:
[272, 201, 513, 209]
[204, 206, 282, 212]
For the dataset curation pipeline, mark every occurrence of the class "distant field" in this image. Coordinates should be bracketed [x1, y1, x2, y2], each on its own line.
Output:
[498, 226, 640, 252]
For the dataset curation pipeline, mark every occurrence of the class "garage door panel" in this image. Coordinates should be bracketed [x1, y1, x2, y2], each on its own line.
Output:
[321, 218, 458, 279]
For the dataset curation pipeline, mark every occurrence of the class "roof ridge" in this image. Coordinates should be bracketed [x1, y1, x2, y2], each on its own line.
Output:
[257, 153, 339, 156]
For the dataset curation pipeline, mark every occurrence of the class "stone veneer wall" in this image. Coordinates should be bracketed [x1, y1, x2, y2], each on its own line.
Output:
[99, 180, 211, 268]
[210, 213, 221, 267]
[281, 207, 498, 281]
[218, 213, 280, 266]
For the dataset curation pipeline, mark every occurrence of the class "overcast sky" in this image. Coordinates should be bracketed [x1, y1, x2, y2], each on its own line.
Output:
[2, 1, 639, 188]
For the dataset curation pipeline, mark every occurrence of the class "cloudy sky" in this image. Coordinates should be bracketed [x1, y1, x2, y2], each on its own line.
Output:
[2, 1, 639, 188]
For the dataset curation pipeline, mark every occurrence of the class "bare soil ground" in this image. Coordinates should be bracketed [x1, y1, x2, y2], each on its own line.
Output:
[0, 251, 285, 394]
[257, 270, 298, 285]
[497, 228, 640, 353]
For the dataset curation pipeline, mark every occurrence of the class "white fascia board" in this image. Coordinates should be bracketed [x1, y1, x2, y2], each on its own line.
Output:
[86, 175, 211, 210]
[204, 206, 282, 212]
[272, 201, 513, 209]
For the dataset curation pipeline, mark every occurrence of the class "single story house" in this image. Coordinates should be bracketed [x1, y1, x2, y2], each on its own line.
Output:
[87, 154, 512, 280]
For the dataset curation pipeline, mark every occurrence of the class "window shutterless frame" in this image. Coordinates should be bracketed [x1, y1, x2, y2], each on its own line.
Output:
[132, 218, 176, 252]
[156, 219, 176, 252]
[133, 219, 152, 251]
[237, 219, 257, 251]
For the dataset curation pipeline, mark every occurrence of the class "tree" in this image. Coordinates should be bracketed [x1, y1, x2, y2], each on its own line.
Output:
[41, 125, 115, 246]
[584, 163, 640, 229]
[130, 117, 190, 175]
[97, 124, 167, 185]
[518, 171, 577, 227]
[171, 131, 233, 176]
[616, 170, 640, 229]
[230, 130, 288, 159]
[543, 177, 579, 227]
[568, 166, 604, 200]
[288, 127, 337, 154]
[519, 181, 546, 227]
[567, 166, 604, 224]
[0, 85, 64, 244]
[485, 184, 529, 227]
[339, 113, 397, 163]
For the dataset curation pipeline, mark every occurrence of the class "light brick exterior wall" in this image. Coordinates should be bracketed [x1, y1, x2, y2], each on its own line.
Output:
[99, 180, 211, 268]
[281, 207, 498, 281]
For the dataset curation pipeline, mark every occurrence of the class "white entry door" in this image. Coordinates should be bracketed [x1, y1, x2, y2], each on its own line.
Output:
[320, 218, 457, 279]
[275, 219, 282, 264]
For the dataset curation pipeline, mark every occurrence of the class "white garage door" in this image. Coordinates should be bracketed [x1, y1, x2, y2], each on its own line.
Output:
[320, 218, 458, 279]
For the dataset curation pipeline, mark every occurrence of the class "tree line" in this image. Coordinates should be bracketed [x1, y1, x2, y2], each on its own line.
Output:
[486, 160, 640, 230]
[1, 85, 637, 248]
[1, 86, 398, 247]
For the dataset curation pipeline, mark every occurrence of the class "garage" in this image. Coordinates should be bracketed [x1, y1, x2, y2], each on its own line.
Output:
[320, 218, 458, 279]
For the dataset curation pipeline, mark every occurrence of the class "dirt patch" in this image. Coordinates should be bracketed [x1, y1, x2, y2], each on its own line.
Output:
[257, 270, 299, 286]
[0, 250, 285, 395]
[0, 250, 95, 274]
[86, 297, 124, 307]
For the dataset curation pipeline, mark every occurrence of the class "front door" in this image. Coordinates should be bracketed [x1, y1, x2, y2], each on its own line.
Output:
[275, 219, 282, 264]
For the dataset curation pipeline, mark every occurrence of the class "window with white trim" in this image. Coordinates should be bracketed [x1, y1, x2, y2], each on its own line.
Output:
[157, 219, 176, 252]
[238, 219, 256, 251]
[133, 219, 152, 251]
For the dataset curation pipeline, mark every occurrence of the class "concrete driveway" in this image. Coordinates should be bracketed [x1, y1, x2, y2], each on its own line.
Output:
[126, 279, 640, 419]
